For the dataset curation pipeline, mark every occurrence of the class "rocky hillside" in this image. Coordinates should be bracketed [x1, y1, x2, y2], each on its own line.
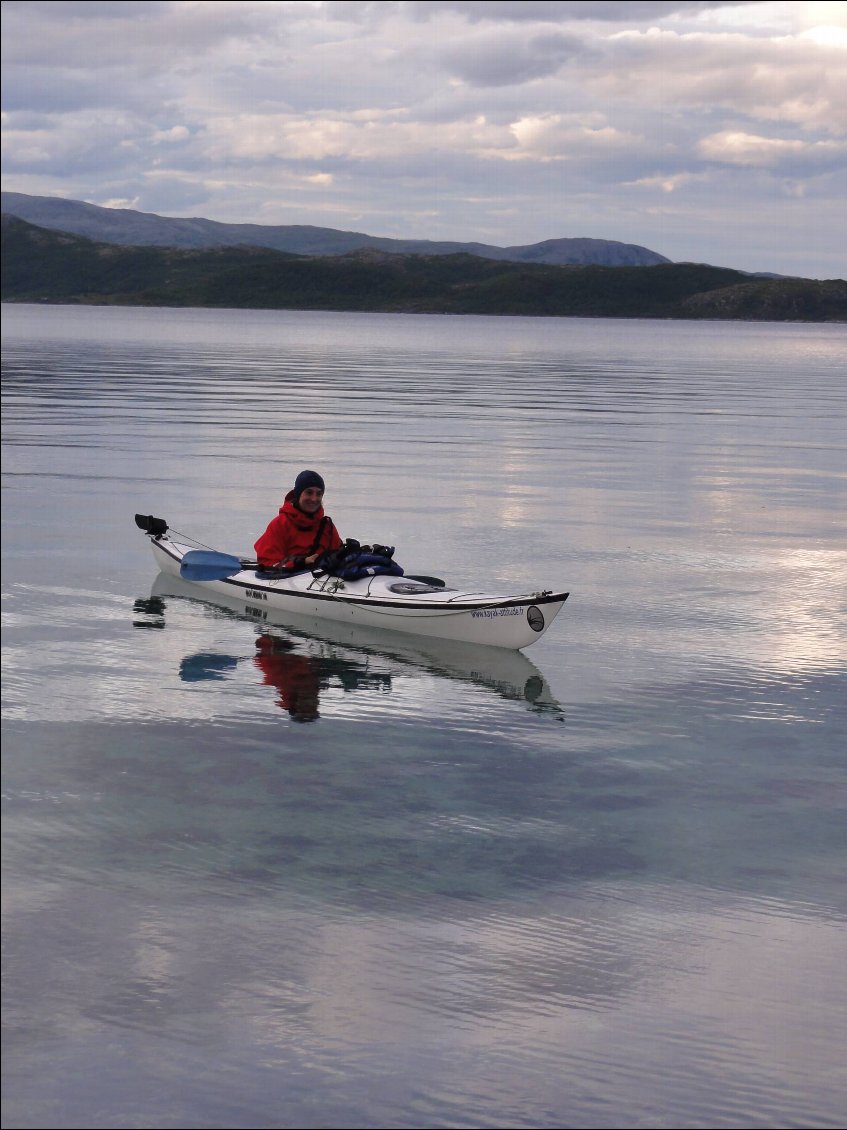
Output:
[1, 191, 669, 267]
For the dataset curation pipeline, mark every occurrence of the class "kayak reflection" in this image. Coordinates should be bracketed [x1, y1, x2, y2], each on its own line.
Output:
[176, 636, 391, 722]
[149, 573, 563, 720]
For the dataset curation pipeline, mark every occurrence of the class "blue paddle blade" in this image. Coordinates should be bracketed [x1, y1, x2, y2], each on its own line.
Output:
[180, 550, 244, 581]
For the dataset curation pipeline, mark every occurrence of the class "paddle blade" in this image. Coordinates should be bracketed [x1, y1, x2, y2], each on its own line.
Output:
[180, 550, 244, 581]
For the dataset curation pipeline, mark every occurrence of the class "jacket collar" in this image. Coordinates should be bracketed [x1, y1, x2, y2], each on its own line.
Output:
[281, 490, 325, 529]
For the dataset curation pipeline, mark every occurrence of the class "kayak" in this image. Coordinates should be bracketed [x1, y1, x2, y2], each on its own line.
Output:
[136, 515, 569, 650]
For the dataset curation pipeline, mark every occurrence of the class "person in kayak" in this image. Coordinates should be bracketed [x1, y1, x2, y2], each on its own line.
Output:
[254, 469, 343, 571]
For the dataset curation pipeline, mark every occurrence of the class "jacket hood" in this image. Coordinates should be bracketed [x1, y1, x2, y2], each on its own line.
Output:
[280, 490, 326, 529]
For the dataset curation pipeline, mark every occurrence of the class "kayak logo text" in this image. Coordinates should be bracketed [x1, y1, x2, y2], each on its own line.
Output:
[471, 607, 521, 618]
[245, 589, 268, 601]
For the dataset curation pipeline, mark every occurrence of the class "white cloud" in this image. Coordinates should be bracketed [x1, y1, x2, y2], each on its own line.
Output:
[800, 23, 847, 49]
[204, 110, 509, 163]
[588, 27, 847, 133]
[699, 130, 847, 169]
[508, 113, 642, 160]
[400, 2, 747, 23]
[153, 126, 191, 144]
[626, 171, 704, 192]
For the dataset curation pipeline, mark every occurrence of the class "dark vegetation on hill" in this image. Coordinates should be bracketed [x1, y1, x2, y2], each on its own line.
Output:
[3, 215, 844, 322]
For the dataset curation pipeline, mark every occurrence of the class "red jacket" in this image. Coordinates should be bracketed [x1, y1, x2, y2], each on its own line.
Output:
[254, 491, 342, 568]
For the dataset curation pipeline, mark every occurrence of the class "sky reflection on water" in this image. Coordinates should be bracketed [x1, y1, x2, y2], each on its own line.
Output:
[2, 304, 846, 1129]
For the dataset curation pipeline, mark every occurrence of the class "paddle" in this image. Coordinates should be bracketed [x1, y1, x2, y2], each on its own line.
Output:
[179, 552, 447, 587]
[180, 549, 245, 581]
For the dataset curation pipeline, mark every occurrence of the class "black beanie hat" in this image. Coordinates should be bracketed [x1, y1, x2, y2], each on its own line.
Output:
[293, 469, 325, 499]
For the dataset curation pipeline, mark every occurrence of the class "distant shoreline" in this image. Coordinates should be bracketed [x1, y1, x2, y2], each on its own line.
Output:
[2, 296, 845, 326]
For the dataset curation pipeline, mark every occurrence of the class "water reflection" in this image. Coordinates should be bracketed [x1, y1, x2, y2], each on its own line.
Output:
[131, 595, 166, 629]
[5, 306, 845, 1130]
[254, 635, 394, 722]
[179, 636, 393, 722]
[178, 651, 239, 681]
[147, 573, 562, 721]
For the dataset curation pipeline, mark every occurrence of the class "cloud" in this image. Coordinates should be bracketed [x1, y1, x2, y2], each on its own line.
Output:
[152, 126, 192, 145]
[698, 130, 847, 170]
[0, 1, 173, 17]
[583, 27, 847, 133]
[201, 105, 650, 173]
[203, 110, 508, 164]
[442, 29, 582, 86]
[1, 0, 845, 277]
[400, 2, 745, 23]
[626, 171, 704, 192]
[1, 108, 151, 175]
[508, 113, 642, 160]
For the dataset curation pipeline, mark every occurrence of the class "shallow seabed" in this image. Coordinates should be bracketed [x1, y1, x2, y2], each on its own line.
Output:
[2, 304, 846, 1129]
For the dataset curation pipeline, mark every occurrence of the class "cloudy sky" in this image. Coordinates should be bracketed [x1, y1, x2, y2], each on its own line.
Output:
[2, 1, 845, 277]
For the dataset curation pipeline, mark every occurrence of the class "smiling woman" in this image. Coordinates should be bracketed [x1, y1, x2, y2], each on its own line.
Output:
[1, 0, 844, 277]
[253, 468, 343, 569]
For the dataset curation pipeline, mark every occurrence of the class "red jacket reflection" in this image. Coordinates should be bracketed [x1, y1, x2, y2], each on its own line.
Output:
[254, 491, 342, 569]
[254, 637, 321, 722]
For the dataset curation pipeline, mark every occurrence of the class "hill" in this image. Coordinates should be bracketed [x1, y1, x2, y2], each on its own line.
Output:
[0, 191, 669, 267]
[2, 215, 844, 322]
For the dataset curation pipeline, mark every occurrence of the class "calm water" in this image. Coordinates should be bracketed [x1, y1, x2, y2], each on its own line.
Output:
[2, 303, 846, 1130]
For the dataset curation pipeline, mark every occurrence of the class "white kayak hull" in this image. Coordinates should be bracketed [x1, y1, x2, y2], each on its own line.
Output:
[145, 532, 568, 651]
